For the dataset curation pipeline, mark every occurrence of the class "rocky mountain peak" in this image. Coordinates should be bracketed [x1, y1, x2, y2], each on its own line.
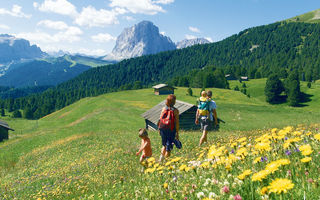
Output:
[104, 21, 176, 61]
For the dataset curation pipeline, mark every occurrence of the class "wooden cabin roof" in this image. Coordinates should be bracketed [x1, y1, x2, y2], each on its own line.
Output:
[152, 84, 176, 89]
[141, 100, 197, 125]
[0, 120, 14, 131]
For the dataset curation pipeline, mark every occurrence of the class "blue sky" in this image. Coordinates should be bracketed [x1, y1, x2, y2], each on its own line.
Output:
[0, 0, 319, 56]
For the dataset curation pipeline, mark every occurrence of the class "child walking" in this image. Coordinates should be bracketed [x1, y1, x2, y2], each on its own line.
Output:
[136, 128, 152, 163]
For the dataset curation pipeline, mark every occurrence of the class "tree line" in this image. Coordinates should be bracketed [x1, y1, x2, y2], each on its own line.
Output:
[1, 21, 320, 119]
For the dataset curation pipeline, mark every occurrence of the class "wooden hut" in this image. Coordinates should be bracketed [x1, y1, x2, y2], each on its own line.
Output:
[141, 100, 199, 131]
[152, 84, 176, 95]
[240, 76, 249, 81]
[0, 120, 14, 142]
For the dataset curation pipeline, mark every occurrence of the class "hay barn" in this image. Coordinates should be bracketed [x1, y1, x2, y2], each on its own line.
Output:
[0, 120, 14, 142]
[141, 100, 199, 131]
[152, 84, 176, 95]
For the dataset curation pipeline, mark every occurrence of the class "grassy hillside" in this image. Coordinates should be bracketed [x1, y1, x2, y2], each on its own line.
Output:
[1, 79, 320, 199]
[286, 8, 320, 23]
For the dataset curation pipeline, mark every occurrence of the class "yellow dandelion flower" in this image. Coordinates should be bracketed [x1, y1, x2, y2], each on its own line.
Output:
[299, 144, 313, 156]
[179, 164, 187, 171]
[148, 157, 155, 163]
[306, 132, 312, 136]
[185, 167, 192, 172]
[267, 178, 294, 194]
[253, 157, 261, 164]
[314, 134, 320, 141]
[265, 162, 279, 174]
[301, 157, 312, 163]
[163, 183, 168, 189]
[238, 169, 252, 180]
[254, 142, 271, 152]
[252, 170, 269, 182]
[237, 137, 247, 143]
[260, 186, 268, 195]
[277, 159, 290, 165]
[200, 161, 210, 168]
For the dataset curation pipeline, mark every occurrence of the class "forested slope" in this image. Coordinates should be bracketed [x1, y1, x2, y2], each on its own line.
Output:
[2, 22, 320, 118]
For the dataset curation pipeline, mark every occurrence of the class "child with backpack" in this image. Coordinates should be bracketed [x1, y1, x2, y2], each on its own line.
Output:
[136, 128, 152, 163]
[195, 91, 211, 146]
[158, 94, 180, 162]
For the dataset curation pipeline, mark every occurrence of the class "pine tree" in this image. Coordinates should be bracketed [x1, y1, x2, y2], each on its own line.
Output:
[23, 107, 33, 119]
[187, 88, 193, 96]
[264, 74, 284, 104]
[12, 110, 22, 118]
[285, 70, 301, 107]
[1, 108, 5, 117]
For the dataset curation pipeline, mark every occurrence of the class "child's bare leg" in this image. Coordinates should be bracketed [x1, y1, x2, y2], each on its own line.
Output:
[140, 155, 145, 163]
[161, 146, 166, 156]
[199, 130, 208, 146]
[165, 150, 170, 158]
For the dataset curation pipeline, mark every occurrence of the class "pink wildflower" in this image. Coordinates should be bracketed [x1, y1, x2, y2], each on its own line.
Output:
[234, 194, 242, 200]
[222, 185, 230, 193]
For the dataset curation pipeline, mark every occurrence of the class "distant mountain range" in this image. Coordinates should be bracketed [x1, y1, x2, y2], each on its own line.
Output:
[0, 55, 112, 88]
[103, 21, 210, 61]
[176, 38, 210, 49]
[0, 34, 46, 63]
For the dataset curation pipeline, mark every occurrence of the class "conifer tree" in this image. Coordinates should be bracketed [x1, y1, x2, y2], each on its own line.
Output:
[264, 74, 284, 104]
[285, 70, 301, 107]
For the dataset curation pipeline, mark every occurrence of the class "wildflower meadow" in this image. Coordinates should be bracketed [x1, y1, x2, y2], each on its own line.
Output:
[0, 83, 320, 199]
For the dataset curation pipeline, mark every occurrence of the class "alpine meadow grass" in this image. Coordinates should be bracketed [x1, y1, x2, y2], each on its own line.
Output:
[0, 79, 320, 199]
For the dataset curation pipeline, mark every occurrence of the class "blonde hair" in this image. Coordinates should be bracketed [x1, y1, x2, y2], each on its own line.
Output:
[201, 91, 207, 97]
[139, 128, 148, 137]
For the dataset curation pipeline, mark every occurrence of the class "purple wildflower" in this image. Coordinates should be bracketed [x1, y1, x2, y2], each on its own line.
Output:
[285, 150, 291, 156]
[285, 137, 288, 140]
[231, 149, 235, 154]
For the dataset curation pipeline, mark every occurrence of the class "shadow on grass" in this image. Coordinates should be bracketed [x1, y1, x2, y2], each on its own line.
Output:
[269, 95, 287, 105]
[296, 92, 313, 107]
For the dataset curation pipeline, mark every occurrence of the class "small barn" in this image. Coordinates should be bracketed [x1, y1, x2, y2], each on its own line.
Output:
[141, 100, 199, 131]
[225, 74, 237, 80]
[0, 120, 14, 142]
[152, 84, 176, 95]
[240, 76, 249, 81]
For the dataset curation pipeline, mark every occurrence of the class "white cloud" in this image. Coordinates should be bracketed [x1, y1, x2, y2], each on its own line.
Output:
[189, 26, 200, 33]
[154, 0, 175, 4]
[15, 26, 83, 45]
[91, 33, 116, 43]
[185, 34, 197, 40]
[33, 2, 39, 8]
[76, 48, 108, 56]
[205, 37, 213, 43]
[110, 0, 165, 15]
[35, 0, 77, 17]
[0, 24, 10, 30]
[37, 20, 69, 30]
[75, 6, 120, 27]
[124, 16, 135, 21]
[0, 5, 31, 18]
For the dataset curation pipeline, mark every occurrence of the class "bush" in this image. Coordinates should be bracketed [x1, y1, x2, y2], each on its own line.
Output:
[187, 88, 193, 96]
[12, 110, 22, 118]
[307, 82, 311, 88]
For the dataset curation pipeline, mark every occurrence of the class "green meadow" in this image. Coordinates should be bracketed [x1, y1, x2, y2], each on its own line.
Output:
[0, 79, 320, 199]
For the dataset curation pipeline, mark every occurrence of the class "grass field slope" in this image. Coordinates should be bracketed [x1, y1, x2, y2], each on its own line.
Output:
[0, 79, 320, 199]
[286, 8, 320, 23]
